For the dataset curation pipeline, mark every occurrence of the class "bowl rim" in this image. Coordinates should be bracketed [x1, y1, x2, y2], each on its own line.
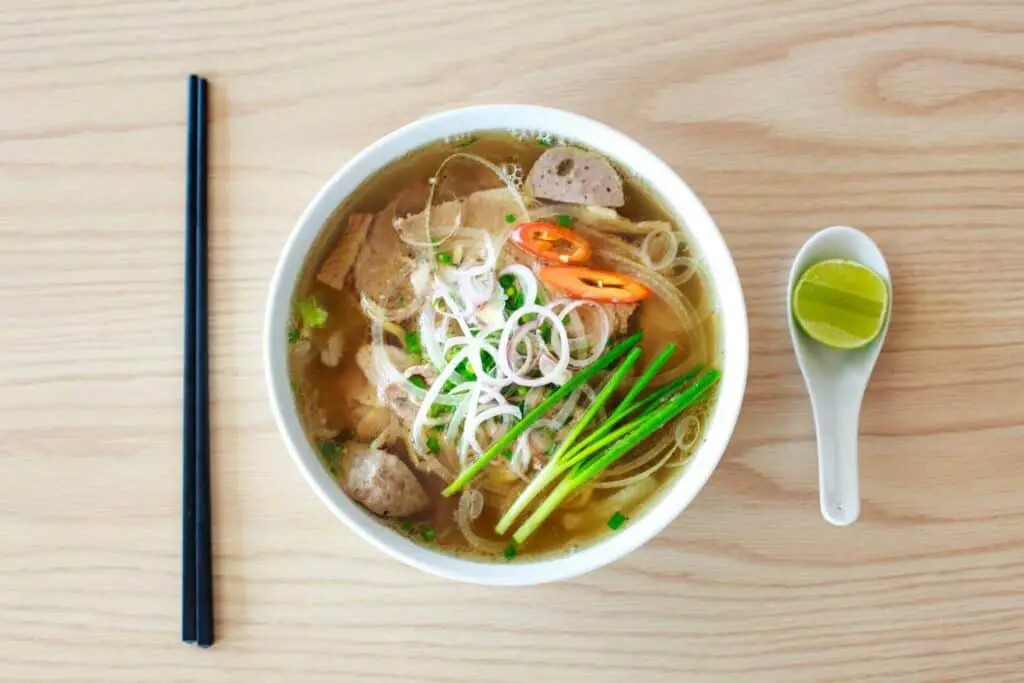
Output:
[264, 104, 748, 585]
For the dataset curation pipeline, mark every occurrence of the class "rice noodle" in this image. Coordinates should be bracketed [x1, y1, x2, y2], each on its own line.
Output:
[549, 299, 610, 367]
[594, 446, 678, 489]
[666, 256, 701, 287]
[640, 225, 678, 271]
[674, 414, 701, 452]
[599, 249, 707, 372]
[457, 489, 504, 553]
[603, 429, 676, 478]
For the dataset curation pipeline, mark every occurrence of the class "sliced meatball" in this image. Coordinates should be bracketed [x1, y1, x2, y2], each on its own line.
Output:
[528, 147, 625, 207]
[341, 445, 429, 517]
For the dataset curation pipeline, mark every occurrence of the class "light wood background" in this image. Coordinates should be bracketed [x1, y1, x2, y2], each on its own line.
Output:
[2, 1, 1023, 681]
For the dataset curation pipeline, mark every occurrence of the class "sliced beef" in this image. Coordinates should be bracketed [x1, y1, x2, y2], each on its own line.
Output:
[341, 445, 429, 517]
[394, 188, 522, 240]
[317, 213, 374, 290]
[354, 203, 415, 305]
[528, 147, 624, 207]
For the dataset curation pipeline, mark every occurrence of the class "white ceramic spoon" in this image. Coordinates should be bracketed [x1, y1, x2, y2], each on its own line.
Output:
[786, 226, 892, 526]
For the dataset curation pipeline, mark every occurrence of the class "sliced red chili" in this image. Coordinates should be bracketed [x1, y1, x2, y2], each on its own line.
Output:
[538, 266, 651, 304]
[510, 221, 592, 265]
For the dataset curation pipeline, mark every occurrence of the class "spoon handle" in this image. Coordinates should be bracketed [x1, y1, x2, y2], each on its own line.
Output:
[814, 399, 861, 526]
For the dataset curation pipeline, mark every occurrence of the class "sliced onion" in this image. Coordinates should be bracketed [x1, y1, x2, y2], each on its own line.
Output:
[497, 305, 570, 387]
[463, 405, 519, 457]
[419, 304, 446, 370]
[411, 345, 472, 453]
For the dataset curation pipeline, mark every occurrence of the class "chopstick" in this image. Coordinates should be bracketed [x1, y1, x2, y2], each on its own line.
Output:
[183, 74, 214, 648]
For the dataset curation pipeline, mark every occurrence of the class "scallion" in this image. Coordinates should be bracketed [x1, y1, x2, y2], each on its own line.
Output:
[608, 512, 626, 530]
[426, 435, 441, 454]
[495, 346, 643, 534]
[442, 332, 644, 496]
[557, 214, 573, 227]
[437, 252, 453, 265]
[404, 331, 422, 355]
[512, 368, 721, 543]
[296, 296, 327, 328]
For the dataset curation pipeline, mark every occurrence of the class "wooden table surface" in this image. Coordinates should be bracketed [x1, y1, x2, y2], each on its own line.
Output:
[3, 1, 1023, 681]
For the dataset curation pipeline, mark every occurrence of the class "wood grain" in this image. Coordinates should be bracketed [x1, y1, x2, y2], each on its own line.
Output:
[2, 0, 1023, 680]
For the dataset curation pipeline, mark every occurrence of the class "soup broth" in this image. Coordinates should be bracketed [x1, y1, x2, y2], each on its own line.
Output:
[289, 131, 718, 560]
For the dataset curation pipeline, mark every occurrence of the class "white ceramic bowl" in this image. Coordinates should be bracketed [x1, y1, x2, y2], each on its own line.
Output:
[265, 105, 748, 585]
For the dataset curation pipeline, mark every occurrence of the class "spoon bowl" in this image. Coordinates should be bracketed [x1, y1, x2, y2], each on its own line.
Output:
[787, 226, 892, 526]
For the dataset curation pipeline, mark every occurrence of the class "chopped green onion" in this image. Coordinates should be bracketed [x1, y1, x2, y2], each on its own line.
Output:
[557, 214, 573, 227]
[516, 386, 530, 397]
[397, 295, 407, 305]
[505, 213, 517, 223]
[296, 296, 327, 328]
[501, 449, 513, 460]
[401, 518, 413, 532]
[428, 403, 453, 419]
[458, 135, 478, 148]
[504, 544, 517, 560]
[443, 332, 643, 497]
[287, 327, 300, 343]
[421, 526, 436, 541]
[320, 439, 342, 458]
[537, 136, 554, 148]
[608, 512, 626, 530]
[410, 375, 427, 390]
[437, 252, 453, 265]
[454, 358, 476, 381]
[499, 274, 515, 289]
[404, 331, 422, 355]
[481, 351, 497, 375]
[426, 436, 441, 454]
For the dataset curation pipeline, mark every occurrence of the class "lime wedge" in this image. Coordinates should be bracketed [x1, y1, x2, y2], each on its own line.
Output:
[792, 259, 889, 349]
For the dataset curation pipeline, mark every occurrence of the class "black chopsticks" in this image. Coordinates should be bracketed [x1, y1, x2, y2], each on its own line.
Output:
[183, 74, 214, 648]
